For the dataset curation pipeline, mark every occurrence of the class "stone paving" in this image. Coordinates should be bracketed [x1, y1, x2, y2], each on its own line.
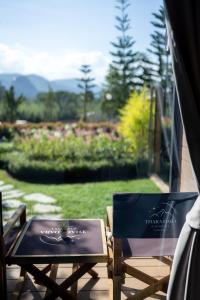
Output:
[3, 199, 23, 209]
[33, 203, 61, 213]
[0, 184, 14, 192]
[24, 193, 56, 203]
[1, 180, 62, 221]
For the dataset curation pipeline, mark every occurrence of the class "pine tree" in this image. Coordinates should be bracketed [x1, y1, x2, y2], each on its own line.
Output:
[0, 83, 5, 101]
[105, 0, 137, 114]
[2, 86, 24, 122]
[41, 87, 59, 121]
[77, 64, 95, 122]
[147, 6, 173, 100]
[134, 52, 155, 88]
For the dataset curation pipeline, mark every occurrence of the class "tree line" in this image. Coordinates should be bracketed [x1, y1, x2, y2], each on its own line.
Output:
[102, 1, 173, 119]
[0, 2, 172, 123]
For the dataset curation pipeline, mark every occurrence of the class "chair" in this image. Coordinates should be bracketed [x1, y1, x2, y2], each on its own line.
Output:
[106, 192, 198, 300]
[0, 192, 57, 299]
[0, 191, 27, 299]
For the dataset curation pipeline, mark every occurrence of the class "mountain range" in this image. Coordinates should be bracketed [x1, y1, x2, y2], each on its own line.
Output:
[0, 73, 101, 99]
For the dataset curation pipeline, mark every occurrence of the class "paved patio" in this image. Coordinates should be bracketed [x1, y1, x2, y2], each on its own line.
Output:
[7, 258, 168, 299]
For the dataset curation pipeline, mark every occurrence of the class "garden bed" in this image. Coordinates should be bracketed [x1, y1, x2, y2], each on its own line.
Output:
[0, 122, 148, 183]
[0, 152, 147, 183]
[7, 161, 140, 183]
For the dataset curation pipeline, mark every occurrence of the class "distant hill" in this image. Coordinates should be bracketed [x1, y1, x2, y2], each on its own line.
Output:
[0, 73, 20, 90]
[51, 78, 79, 94]
[0, 73, 101, 99]
[27, 75, 50, 92]
[14, 76, 38, 99]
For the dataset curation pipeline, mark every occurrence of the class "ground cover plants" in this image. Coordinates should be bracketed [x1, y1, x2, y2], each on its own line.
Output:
[0, 122, 147, 182]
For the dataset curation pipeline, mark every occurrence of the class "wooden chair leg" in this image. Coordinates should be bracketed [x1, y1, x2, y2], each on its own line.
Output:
[113, 237, 123, 300]
[0, 262, 7, 300]
[107, 261, 113, 279]
[20, 267, 26, 277]
[108, 277, 113, 300]
[113, 275, 122, 300]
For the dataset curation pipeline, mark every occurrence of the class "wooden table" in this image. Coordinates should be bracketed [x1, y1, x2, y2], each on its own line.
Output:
[8, 218, 108, 300]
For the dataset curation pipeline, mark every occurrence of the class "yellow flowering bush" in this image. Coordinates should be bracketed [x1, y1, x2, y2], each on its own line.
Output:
[118, 88, 150, 160]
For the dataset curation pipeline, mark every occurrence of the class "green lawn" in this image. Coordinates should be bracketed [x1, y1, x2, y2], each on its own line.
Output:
[0, 170, 160, 219]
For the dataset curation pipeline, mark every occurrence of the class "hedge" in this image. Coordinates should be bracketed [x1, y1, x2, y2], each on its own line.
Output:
[0, 152, 148, 183]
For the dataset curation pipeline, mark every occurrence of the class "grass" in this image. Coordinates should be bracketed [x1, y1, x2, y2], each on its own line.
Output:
[0, 169, 160, 219]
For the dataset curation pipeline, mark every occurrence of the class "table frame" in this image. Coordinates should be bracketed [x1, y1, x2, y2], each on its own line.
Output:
[7, 218, 108, 300]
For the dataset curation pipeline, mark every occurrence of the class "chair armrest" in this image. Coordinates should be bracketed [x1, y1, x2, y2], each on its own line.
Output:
[106, 207, 114, 264]
[106, 206, 113, 231]
[3, 204, 26, 239]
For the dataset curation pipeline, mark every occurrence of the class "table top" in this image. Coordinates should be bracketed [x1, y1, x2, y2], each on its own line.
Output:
[10, 218, 107, 264]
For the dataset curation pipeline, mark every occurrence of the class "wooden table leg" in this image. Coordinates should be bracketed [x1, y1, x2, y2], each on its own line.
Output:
[45, 263, 97, 300]
[87, 268, 98, 278]
[71, 263, 78, 298]
[45, 264, 59, 298]
[35, 264, 52, 285]
[22, 264, 75, 300]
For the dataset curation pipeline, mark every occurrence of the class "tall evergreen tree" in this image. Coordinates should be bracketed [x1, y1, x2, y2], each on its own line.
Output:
[2, 86, 24, 122]
[38, 87, 59, 121]
[147, 5, 173, 103]
[105, 0, 137, 114]
[0, 84, 5, 101]
[134, 52, 155, 88]
[77, 64, 95, 122]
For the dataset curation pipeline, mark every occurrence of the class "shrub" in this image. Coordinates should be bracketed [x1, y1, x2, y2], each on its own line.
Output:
[0, 142, 14, 153]
[0, 126, 15, 140]
[0, 121, 149, 182]
[3, 152, 138, 183]
[13, 133, 134, 163]
[118, 88, 150, 160]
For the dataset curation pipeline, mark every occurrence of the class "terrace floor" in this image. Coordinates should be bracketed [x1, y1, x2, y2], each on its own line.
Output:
[7, 258, 168, 299]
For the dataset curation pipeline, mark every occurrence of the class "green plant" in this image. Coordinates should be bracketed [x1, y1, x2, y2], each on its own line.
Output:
[1, 86, 24, 122]
[104, 0, 138, 116]
[60, 220, 69, 235]
[77, 64, 96, 122]
[0, 122, 143, 182]
[13, 133, 134, 163]
[118, 88, 150, 160]
[0, 169, 160, 219]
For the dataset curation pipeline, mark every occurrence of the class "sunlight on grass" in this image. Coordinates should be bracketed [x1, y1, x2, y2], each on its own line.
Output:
[0, 170, 160, 219]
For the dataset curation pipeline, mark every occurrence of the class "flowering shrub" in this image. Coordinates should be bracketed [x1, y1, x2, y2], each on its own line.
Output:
[0, 121, 118, 140]
[0, 121, 149, 182]
[13, 133, 133, 163]
[118, 88, 150, 160]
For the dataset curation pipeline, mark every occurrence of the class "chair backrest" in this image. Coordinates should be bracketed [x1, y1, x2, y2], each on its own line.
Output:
[112, 192, 198, 257]
[113, 192, 197, 239]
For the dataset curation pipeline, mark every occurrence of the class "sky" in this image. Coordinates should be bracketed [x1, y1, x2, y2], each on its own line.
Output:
[0, 0, 162, 83]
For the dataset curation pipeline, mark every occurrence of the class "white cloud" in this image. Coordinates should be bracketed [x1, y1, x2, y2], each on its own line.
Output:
[0, 43, 110, 83]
